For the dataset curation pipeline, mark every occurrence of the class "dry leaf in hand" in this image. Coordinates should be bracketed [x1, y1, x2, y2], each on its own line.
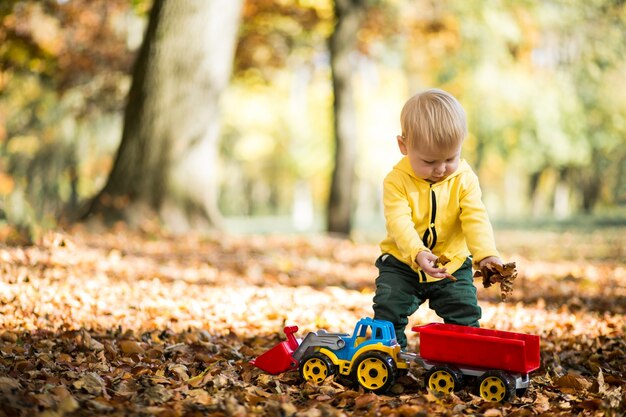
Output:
[473, 261, 518, 300]
[436, 255, 457, 281]
[436, 255, 451, 267]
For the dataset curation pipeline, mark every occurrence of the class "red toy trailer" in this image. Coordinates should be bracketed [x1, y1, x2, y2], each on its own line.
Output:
[251, 319, 541, 402]
[410, 323, 541, 401]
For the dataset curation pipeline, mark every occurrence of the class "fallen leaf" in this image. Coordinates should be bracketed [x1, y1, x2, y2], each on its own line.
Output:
[168, 363, 189, 380]
[186, 388, 214, 405]
[139, 384, 173, 405]
[187, 367, 212, 387]
[0, 376, 21, 392]
[354, 393, 378, 410]
[73, 372, 106, 396]
[119, 340, 145, 355]
[554, 373, 591, 391]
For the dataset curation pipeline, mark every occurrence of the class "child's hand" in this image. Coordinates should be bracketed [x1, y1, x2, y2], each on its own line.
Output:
[473, 257, 517, 301]
[478, 256, 503, 268]
[416, 251, 455, 279]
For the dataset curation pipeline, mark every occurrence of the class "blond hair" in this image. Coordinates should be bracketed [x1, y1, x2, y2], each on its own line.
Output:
[400, 88, 467, 150]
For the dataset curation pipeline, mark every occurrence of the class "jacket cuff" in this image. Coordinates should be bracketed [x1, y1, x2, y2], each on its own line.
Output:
[411, 247, 431, 269]
[472, 252, 501, 268]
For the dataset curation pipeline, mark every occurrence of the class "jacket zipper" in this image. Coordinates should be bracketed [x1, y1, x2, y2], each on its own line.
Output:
[422, 184, 438, 249]
[420, 184, 438, 282]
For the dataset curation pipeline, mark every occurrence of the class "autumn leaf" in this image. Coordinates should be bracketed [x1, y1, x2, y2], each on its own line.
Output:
[435, 255, 457, 281]
[554, 372, 592, 391]
[354, 393, 378, 410]
[73, 372, 107, 396]
[473, 261, 518, 300]
[119, 340, 145, 355]
[187, 367, 212, 387]
[0, 376, 21, 392]
[436, 254, 451, 266]
[186, 388, 214, 406]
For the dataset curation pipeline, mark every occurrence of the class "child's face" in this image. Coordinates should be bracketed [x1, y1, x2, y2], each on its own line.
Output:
[397, 136, 462, 183]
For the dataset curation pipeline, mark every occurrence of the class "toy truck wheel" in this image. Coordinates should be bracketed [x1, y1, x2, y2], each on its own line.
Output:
[425, 365, 463, 395]
[352, 351, 397, 394]
[299, 353, 336, 384]
[477, 370, 516, 402]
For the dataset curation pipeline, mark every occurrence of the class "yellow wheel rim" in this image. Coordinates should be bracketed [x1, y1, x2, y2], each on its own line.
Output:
[302, 357, 329, 383]
[479, 376, 507, 402]
[428, 370, 455, 394]
[357, 357, 389, 390]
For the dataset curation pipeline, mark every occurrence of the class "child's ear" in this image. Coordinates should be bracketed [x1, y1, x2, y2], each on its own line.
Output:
[397, 135, 408, 155]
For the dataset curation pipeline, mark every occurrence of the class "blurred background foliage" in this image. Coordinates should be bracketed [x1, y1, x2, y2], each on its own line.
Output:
[1, 0, 625, 239]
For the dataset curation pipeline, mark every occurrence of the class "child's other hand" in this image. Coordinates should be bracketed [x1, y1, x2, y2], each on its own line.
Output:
[416, 251, 454, 279]
[478, 256, 503, 268]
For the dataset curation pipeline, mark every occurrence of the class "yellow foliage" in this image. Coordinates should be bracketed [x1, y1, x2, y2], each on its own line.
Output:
[6, 135, 40, 156]
[0, 172, 14, 195]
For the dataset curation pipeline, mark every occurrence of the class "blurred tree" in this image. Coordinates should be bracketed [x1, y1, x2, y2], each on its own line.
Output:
[227, 0, 389, 235]
[561, 0, 626, 212]
[223, 0, 333, 223]
[0, 0, 144, 240]
[234, 0, 330, 79]
[84, 0, 243, 232]
[326, 0, 369, 235]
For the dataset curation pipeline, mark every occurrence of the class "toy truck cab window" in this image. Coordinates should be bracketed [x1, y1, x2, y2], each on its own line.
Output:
[354, 324, 372, 347]
[354, 322, 388, 347]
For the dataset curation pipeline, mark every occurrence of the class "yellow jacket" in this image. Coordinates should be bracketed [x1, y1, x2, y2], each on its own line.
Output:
[380, 157, 499, 282]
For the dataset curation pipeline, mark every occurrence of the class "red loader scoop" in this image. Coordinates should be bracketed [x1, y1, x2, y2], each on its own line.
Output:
[250, 326, 300, 375]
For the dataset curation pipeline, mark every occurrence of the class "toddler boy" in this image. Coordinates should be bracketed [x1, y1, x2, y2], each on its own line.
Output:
[373, 88, 502, 348]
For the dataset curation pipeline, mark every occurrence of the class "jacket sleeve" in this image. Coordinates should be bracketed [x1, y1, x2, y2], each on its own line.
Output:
[383, 173, 429, 268]
[459, 171, 500, 265]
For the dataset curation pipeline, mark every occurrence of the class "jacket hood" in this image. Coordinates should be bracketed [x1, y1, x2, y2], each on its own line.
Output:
[394, 156, 471, 184]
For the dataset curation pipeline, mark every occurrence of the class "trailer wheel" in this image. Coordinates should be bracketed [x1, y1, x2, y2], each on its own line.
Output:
[425, 365, 463, 395]
[353, 351, 397, 394]
[300, 353, 335, 384]
[477, 370, 516, 402]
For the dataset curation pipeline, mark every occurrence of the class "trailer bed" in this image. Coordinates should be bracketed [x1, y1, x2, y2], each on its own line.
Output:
[412, 323, 540, 374]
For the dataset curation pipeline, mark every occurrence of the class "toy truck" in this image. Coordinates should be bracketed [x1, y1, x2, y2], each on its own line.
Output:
[251, 318, 540, 402]
[251, 318, 408, 393]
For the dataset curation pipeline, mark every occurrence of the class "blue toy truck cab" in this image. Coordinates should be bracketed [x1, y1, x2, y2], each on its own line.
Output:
[333, 318, 399, 361]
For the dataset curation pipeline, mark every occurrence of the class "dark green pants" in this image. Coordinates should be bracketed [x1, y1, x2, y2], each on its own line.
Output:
[372, 254, 481, 348]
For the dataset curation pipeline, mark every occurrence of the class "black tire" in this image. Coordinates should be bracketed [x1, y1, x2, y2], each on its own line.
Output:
[476, 370, 516, 402]
[424, 365, 464, 395]
[299, 352, 336, 384]
[352, 351, 397, 394]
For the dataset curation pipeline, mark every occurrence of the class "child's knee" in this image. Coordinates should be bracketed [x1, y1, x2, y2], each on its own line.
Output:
[440, 302, 481, 326]
[374, 296, 419, 325]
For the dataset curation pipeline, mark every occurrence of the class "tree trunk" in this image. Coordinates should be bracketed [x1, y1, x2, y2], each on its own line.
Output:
[579, 172, 601, 214]
[326, 0, 366, 236]
[84, 0, 242, 232]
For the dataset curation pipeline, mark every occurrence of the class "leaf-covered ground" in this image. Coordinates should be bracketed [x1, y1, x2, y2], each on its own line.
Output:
[0, 225, 625, 416]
